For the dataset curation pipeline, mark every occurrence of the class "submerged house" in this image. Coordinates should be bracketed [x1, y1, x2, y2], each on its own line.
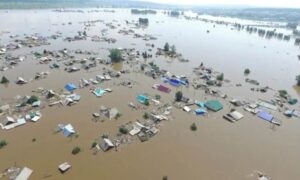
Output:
[223, 111, 244, 122]
[257, 111, 273, 122]
[58, 124, 76, 137]
[104, 108, 119, 120]
[93, 88, 106, 97]
[194, 108, 206, 115]
[168, 79, 181, 87]
[64, 83, 77, 92]
[205, 100, 223, 112]
[99, 138, 114, 152]
[136, 95, 149, 105]
[157, 84, 171, 93]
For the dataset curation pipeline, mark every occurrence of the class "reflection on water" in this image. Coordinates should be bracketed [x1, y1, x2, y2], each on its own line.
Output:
[111, 62, 123, 71]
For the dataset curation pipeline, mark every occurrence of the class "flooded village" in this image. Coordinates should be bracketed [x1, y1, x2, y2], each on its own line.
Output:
[1, 6, 300, 180]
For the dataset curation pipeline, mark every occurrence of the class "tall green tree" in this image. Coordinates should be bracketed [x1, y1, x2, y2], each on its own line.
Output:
[109, 49, 122, 63]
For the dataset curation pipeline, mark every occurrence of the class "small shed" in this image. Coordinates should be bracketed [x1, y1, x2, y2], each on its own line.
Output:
[63, 124, 75, 137]
[99, 138, 114, 152]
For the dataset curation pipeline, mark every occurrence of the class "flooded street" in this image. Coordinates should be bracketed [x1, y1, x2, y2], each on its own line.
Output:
[1, 9, 300, 180]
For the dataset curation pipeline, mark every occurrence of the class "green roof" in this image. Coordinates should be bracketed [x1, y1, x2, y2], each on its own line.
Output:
[205, 100, 223, 112]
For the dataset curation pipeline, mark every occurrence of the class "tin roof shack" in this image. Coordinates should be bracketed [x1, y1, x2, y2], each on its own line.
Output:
[223, 111, 244, 122]
[58, 162, 71, 173]
[14, 167, 33, 180]
[104, 108, 120, 120]
[99, 138, 115, 152]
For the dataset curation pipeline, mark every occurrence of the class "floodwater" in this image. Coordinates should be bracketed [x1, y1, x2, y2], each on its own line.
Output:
[1, 9, 300, 180]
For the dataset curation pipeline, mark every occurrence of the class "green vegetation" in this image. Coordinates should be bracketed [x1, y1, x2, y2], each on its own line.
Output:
[0, 76, 9, 84]
[74, 133, 80, 138]
[119, 125, 129, 135]
[296, 75, 300, 86]
[162, 176, 168, 180]
[109, 48, 122, 63]
[32, 138, 36, 142]
[244, 68, 251, 75]
[217, 73, 224, 81]
[155, 94, 161, 100]
[144, 99, 150, 106]
[115, 113, 122, 120]
[164, 42, 169, 52]
[71, 146, 81, 155]
[206, 80, 215, 86]
[0, 140, 8, 149]
[131, 9, 157, 14]
[170, 45, 176, 54]
[170, 10, 180, 17]
[101, 134, 108, 139]
[175, 91, 183, 102]
[143, 112, 149, 119]
[138, 18, 149, 25]
[91, 141, 97, 148]
[279, 90, 288, 99]
[190, 123, 197, 131]
[27, 95, 39, 104]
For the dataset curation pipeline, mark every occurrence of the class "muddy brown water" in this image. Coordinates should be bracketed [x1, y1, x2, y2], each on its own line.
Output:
[1, 9, 300, 180]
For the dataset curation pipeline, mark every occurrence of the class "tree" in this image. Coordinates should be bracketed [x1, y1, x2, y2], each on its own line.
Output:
[244, 68, 250, 75]
[164, 42, 169, 52]
[109, 48, 122, 63]
[72, 146, 81, 155]
[190, 123, 197, 131]
[0, 140, 8, 149]
[83, 31, 87, 36]
[143, 112, 149, 119]
[217, 73, 224, 81]
[170, 45, 176, 54]
[175, 91, 183, 102]
[27, 95, 39, 104]
[119, 125, 129, 134]
[296, 75, 300, 86]
[0, 76, 9, 84]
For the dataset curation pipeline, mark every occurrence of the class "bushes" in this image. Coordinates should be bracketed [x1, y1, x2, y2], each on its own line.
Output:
[71, 146, 81, 155]
[190, 123, 197, 131]
[217, 73, 224, 81]
[144, 100, 150, 106]
[278, 90, 288, 99]
[91, 142, 97, 148]
[175, 91, 183, 102]
[0, 76, 9, 84]
[296, 75, 300, 86]
[119, 125, 129, 135]
[109, 48, 122, 63]
[27, 95, 39, 104]
[0, 140, 8, 149]
[244, 68, 250, 75]
[143, 112, 149, 119]
[155, 94, 161, 100]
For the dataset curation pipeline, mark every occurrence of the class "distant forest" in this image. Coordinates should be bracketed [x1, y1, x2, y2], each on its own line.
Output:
[0, 0, 299, 22]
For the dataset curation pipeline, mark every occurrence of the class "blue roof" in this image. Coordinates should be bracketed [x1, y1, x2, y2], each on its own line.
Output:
[195, 101, 205, 108]
[168, 79, 181, 87]
[64, 83, 77, 92]
[195, 108, 206, 115]
[136, 95, 148, 104]
[257, 111, 273, 122]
